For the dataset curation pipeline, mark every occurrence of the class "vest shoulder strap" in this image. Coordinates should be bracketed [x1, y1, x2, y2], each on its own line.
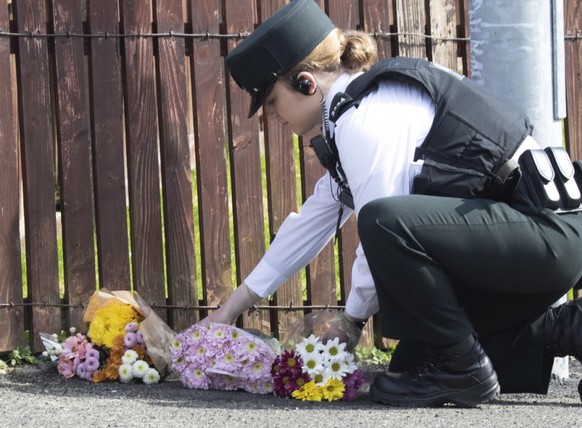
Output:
[329, 57, 424, 123]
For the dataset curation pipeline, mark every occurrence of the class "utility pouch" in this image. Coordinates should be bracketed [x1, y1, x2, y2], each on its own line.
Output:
[574, 160, 582, 192]
[518, 149, 561, 210]
[544, 147, 582, 209]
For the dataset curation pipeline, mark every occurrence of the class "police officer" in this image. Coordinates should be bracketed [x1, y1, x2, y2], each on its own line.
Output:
[202, 0, 582, 407]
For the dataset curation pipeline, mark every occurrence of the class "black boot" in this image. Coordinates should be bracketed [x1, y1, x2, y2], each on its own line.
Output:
[370, 335, 499, 408]
[544, 298, 582, 361]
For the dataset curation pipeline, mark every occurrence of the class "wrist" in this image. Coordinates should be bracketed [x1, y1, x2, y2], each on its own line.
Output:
[343, 311, 367, 330]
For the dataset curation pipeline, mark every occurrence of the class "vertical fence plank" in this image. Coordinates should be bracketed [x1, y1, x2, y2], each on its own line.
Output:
[155, 0, 197, 330]
[14, 0, 60, 350]
[258, 0, 304, 339]
[565, 0, 582, 161]
[87, 0, 131, 291]
[395, 0, 428, 58]
[0, 0, 24, 352]
[296, 0, 336, 311]
[458, 0, 471, 75]
[429, 0, 457, 70]
[189, 0, 232, 318]
[120, 0, 166, 319]
[224, 0, 270, 332]
[52, 0, 97, 329]
[360, 0, 393, 59]
[327, 0, 360, 315]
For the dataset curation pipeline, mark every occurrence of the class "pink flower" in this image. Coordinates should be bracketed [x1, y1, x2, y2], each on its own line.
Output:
[62, 333, 90, 360]
[57, 358, 75, 378]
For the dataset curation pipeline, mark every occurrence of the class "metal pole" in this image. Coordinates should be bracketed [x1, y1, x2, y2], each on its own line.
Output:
[469, 0, 565, 148]
[469, 0, 568, 379]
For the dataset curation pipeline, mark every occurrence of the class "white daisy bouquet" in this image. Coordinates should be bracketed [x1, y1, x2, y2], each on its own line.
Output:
[170, 322, 279, 394]
[271, 334, 365, 401]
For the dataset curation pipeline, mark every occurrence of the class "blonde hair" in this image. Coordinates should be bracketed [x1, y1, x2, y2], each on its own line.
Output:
[289, 28, 378, 75]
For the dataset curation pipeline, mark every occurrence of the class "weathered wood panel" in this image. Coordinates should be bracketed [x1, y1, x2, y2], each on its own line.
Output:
[395, 0, 428, 58]
[429, 0, 457, 70]
[360, 0, 393, 60]
[189, 0, 232, 317]
[120, 0, 166, 320]
[0, 0, 24, 351]
[52, 0, 97, 329]
[14, 0, 61, 350]
[224, 0, 270, 332]
[259, 0, 304, 339]
[565, 0, 582, 161]
[87, 0, 131, 291]
[155, 0, 197, 330]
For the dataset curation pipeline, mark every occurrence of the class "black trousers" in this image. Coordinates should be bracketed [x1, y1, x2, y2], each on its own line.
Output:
[357, 195, 582, 393]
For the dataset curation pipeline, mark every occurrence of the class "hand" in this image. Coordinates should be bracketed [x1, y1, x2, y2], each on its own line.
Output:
[320, 311, 365, 352]
[199, 306, 234, 325]
[199, 282, 260, 326]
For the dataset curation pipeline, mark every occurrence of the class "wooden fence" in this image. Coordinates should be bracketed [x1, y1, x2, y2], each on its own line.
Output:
[0, 0, 581, 353]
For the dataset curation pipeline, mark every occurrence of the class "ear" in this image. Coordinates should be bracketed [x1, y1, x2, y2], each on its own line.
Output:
[292, 71, 317, 95]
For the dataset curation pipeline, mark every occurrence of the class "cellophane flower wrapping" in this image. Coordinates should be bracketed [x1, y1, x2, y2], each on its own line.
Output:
[170, 322, 280, 394]
[272, 310, 366, 402]
[40, 289, 175, 384]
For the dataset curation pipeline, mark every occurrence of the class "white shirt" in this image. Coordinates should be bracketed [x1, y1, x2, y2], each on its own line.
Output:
[244, 71, 436, 320]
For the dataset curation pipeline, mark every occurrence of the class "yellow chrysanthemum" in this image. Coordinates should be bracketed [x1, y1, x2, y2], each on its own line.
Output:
[88, 304, 141, 348]
[322, 378, 345, 402]
[291, 380, 323, 402]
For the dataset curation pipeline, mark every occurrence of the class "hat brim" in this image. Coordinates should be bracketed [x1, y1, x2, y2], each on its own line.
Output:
[248, 83, 275, 118]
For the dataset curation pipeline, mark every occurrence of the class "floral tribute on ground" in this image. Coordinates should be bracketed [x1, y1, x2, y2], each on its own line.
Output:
[169, 311, 365, 401]
[41, 289, 175, 385]
[170, 322, 279, 394]
[271, 334, 365, 401]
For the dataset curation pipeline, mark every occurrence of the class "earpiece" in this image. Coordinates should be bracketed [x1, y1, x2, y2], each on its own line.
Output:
[290, 72, 316, 95]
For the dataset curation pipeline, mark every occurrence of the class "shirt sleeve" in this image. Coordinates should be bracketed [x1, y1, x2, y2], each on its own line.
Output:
[244, 173, 351, 298]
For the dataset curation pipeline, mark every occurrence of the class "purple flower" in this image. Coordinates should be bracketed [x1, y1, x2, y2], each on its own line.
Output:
[342, 369, 365, 401]
[125, 322, 139, 333]
[85, 356, 100, 372]
[136, 331, 145, 345]
[86, 348, 100, 361]
[124, 332, 138, 348]
[76, 362, 87, 378]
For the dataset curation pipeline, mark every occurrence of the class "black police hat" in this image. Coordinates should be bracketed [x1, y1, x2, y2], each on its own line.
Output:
[226, 0, 334, 118]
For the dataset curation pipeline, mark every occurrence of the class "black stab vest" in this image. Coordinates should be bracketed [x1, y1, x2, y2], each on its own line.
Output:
[328, 57, 533, 201]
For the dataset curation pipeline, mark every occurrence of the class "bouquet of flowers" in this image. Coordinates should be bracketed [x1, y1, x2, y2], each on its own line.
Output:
[271, 334, 365, 401]
[40, 289, 175, 384]
[170, 322, 279, 394]
[170, 311, 365, 401]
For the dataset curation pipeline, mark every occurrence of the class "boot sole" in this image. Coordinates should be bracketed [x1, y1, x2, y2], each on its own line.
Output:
[370, 375, 500, 408]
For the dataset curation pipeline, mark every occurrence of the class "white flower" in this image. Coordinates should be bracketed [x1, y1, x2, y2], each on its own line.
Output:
[325, 359, 350, 380]
[69, 327, 77, 334]
[122, 349, 139, 365]
[143, 368, 160, 384]
[343, 352, 358, 375]
[323, 337, 348, 361]
[118, 364, 133, 383]
[301, 352, 326, 378]
[132, 360, 150, 378]
[295, 335, 324, 359]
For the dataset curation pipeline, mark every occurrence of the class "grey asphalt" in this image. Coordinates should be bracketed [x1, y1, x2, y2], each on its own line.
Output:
[1, 359, 581, 427]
